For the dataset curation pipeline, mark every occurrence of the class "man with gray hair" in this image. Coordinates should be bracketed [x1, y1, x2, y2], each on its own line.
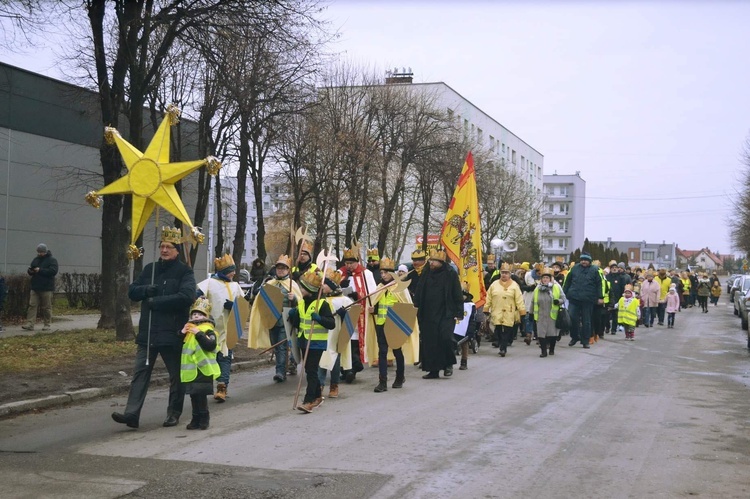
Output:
[22, 243, 58, 331]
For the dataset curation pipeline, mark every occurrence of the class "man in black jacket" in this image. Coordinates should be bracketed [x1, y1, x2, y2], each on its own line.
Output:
[112, 229, 196, 429]
[563, 252, 604, 349]
[22, 243, 59, 331]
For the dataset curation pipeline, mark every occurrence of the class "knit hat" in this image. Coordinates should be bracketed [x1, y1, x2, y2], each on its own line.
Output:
[37, 243, 48, 253]
[397, 264, 408, 273]
[579, 252, 592, 262]
[520, 262, 530, 271]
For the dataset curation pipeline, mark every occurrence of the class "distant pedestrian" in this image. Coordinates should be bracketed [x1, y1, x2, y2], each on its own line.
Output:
[710, 281, 721, 306]
[696, 274, 711, 313]
[615, 285, 640, 340]
[22, 243, 59, 331]
[532, 267, 565, 357]
[665, 285, 680, 328]
[486, 262, 526, 357]
[639, 271, 660, 328]
[562, 252, 603, 348]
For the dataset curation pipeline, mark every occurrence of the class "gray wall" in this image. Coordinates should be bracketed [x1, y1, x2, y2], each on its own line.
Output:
[0, 63, 207, 278]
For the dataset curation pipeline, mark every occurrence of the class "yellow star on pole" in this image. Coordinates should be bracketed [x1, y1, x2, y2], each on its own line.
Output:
[85, 105, 221, 258]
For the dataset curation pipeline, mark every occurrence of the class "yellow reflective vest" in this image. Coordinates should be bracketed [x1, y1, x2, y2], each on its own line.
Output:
[533, 283, 562, 321]
[180, 322, 220, 383]
[617, 297, 640, 327]
[298, 299, 329, 349]
[376, 289, 398, 326]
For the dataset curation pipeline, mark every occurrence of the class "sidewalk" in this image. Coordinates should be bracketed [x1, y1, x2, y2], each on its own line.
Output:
[0, 313, 141, 338]
[0, 312, 267, 418]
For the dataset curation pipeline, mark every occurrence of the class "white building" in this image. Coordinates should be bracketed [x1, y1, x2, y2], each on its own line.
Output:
[413, 80, 544, 195]
[594, 238, 678, 270]
[387, 75, 544, 258]
[541, 172, 586, 263]
[211, 176, 287, 266]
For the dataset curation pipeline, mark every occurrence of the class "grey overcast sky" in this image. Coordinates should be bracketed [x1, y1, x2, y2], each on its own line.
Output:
[323, 0, 750, 255]
[2, 1, 748, 254]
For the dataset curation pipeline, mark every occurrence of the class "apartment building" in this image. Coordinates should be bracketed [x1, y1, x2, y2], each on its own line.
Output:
[541, 172, 586, 263]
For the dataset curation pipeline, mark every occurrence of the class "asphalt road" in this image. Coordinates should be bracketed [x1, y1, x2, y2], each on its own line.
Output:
[1, 302, 750, 498]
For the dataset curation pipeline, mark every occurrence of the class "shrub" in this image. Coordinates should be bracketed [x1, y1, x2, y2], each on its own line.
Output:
[59, 273, 102, 309]
[4, 274, 31, 318]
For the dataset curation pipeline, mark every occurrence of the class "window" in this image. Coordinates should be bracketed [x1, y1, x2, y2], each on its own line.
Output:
[642, 251, 655, 260]
[630, 251, 635, 259]
[264, 185, 270, 193]
[558, 239, 564, 248]
[274, 185, 280, 194]
[477, 127, 483, 144]
[251, 233, 256, 241]
[546, 239, 553, 247]
[559, 186, 568, 196]
[547, 203, 554, 213]
[512, 150, 516, 164]
[502, 143, 506, 153]
[263, 201, 270, 210]
[489, 135, 495, 151]
[251, 249, 256, 257]
[548, 221, 554, 230]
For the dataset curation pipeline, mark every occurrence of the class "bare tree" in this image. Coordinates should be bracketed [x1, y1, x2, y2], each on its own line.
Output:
[730, 136, 750, 252]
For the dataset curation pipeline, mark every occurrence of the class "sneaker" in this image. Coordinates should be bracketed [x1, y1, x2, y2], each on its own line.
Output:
[273, 373, 285, 383]
[21, 324, 34, 331]
[311, 397, 324, 409]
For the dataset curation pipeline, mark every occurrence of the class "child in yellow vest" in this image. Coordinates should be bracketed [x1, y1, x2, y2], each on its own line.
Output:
[180, 297, 220, 430]
[615, 285, 640, 341]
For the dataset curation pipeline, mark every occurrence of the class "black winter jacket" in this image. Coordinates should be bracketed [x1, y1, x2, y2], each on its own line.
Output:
[563, 263, 604, 304]
[129, 258, 196, 347]
[28, 251, 58, 292]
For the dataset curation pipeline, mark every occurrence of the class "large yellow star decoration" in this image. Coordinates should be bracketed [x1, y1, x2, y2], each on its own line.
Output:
[85, 104, 221, 259]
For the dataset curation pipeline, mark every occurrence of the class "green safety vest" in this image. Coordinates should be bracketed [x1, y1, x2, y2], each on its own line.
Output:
[376, 288, 398, 326]
[533, 283, 562, 321]
[180, 322, 220, 383]
[600, 269, 610, 304]
[617, 297, 640, 327]
[298, 299, 329, 347]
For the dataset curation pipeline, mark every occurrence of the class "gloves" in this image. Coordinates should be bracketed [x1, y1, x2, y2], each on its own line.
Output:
[145, 297, 154, 309]
[223, 299, 234, 311]
[311, 312, 322, 323]
[553, 299, 560, 305]
[336, 307, 347, 319]
[145, 285, 158, 298]
[287, 308, 299, 321]
[291, 271, 300, 281]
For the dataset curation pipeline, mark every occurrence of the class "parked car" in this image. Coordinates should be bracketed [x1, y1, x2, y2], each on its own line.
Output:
[727, 274, 741, 294]
[729, 275, 744, 304]
[732, 275, 750, 315]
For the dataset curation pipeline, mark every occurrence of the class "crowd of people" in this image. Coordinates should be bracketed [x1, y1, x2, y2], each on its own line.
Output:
[111, 229, 722, 427]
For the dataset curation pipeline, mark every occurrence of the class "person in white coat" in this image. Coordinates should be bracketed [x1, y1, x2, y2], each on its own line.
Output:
[196, 254, 245, 402]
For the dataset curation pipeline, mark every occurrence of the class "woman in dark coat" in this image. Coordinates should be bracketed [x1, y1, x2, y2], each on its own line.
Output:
[413, 250, 464, 379]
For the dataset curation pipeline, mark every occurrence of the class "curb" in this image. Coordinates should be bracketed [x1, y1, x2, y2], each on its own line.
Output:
[0, 358, 268, 418]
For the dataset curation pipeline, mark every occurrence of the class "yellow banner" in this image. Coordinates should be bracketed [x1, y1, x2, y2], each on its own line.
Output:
[440, 152, 486, 307]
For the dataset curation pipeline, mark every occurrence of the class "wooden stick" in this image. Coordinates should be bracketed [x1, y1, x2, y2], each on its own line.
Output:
[258, 338, 286, 356]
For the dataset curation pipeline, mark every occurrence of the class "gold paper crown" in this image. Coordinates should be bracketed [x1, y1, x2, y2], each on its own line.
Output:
[214, 254, 235, 271]
[429, 249, 447, 262]
[624, 284, 634, 292]
[592, 260, 601, 267]
[161, 226, 182, 245]
[325, 268, 343, 285]
[190, 296, 212, 317]
[299, 240, 314, 256]
[500, 262, 512, 272]
[379, 257, 396, 271]
[300, 269, 323, 292]
[609, 260, 617, 266]
[276, 254, 292, 268]
[411, 249, 426, 260]
[486, 254, 496, 264]
[367, 248, 379, 261]
[342, 248, 359, 261]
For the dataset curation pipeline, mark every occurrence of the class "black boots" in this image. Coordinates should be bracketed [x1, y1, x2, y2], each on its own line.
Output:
[392, 376, 404, 389]
[539, 341, 548, 358]
[459, 359, 468, 370]
[187, 395, 210, 430]
[374, 376, 388, 392]
[548, 337, 556, 355]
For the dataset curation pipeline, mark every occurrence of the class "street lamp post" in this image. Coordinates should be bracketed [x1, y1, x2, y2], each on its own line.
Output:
[491, 237, 503, 266]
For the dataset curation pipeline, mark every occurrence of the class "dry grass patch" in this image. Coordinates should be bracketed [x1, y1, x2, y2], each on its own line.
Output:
[0, 329, 136, 373]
